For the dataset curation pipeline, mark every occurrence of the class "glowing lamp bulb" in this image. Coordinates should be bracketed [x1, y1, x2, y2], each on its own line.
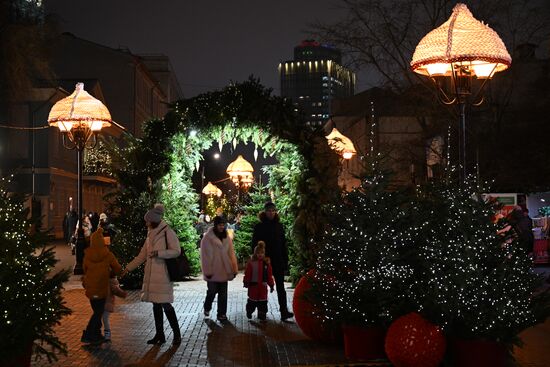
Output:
[426, 63, 449, 76]
[90, 121, 103, 132]
[58, 121, 73, 132]
[472, 63, 498, 79]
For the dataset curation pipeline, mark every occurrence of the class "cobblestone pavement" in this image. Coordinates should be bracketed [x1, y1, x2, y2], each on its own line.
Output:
[32, 244, 550, 367]
[32, 275, 349, 367]
[34, 243, 349, 367]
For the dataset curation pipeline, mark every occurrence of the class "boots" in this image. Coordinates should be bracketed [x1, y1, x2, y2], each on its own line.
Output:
[280, 308, 294, 321]
[147, 305, 166, 344]
[164, 304, 181, 345]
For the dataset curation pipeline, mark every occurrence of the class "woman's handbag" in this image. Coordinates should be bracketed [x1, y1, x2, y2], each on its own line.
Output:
[164, 231, 191, 281]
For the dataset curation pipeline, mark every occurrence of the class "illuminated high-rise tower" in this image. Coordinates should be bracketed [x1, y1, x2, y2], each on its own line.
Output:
[279, 40, 355, 125]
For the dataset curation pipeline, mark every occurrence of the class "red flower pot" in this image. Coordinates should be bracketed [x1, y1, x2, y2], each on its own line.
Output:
[451, 339, 508, 367]
[343, 325, 386, 360]
[293, 270, 342, 343]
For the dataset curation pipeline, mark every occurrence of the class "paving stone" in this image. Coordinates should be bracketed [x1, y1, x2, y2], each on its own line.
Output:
[31, 272, 347, 367]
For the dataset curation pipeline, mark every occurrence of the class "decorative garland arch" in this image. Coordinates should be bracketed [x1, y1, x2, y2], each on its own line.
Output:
[107, 79, 340, 285]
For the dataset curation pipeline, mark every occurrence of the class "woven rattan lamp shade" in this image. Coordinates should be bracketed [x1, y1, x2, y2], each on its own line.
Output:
[202, 182, 222, 196]
[411, 3, 511, 77]
[48, 83, 112, 131]
[226, 155, 254, 176]
[325, 128, 357, 158]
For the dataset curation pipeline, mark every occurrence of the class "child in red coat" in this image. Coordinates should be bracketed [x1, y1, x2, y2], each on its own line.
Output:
[244, 241, 274, 320]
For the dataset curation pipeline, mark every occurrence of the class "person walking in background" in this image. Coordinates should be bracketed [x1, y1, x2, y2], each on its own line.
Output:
[508, 206, 535, 255]
[81, 228, 123, 344]
[89, 212, 100, 233]
[252, 202, 294, 321]
[63, 207, 77, 245]
[122, 204, 182, 345]
[73, 213, 92, 254]
[76, 214, 92, 238]
[244, 241, 274, 320]
[200, 215, 238, 323]
[99, 213, 114, 245]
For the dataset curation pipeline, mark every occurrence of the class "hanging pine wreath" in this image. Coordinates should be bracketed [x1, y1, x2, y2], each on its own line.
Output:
[104, 78, 340, 287]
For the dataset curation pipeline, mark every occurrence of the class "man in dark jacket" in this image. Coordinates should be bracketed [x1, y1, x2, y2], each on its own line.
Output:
[251, 202, 294, 320]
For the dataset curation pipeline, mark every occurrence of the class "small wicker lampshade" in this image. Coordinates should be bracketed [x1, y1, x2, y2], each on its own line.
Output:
[48, 83, 112, 131]
[226, 155, 254, 186]
[202, 182, 222, 197]
[325, 128, 357, 159]
[411, 3, 511, 78]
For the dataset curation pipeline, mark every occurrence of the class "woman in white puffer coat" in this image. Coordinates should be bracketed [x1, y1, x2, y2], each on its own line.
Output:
[123, 204, 181, 345]
[200, 215, 238, 322]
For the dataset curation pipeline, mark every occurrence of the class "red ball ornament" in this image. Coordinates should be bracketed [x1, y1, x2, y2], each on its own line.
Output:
[293, 270, 342, 343]
[385, 312, 446, 367]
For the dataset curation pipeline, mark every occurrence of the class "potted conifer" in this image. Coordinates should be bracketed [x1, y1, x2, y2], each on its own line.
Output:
[0, 184, 70, 366]
[403, 181, 550, 367]
[311, 176, 413, 361]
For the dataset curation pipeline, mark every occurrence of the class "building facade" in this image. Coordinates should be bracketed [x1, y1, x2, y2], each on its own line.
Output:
[2, 33, 183, 238]
[328, 88, 427, 190]
[279, 40, 355, 125]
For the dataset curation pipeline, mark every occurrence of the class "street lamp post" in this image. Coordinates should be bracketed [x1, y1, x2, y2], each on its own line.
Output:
[411, 3, 511, 182]
[48, 83, 112, 275]
[200, 153, 220, 209]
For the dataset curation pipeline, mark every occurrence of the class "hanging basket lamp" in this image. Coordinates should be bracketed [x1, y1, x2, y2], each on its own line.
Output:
[411, 3, 511, 79]
[226, 155, 254, 188]
[48, 83, 112, 149]
[325, 128, 357, 159]
[202, 182, 222, 197]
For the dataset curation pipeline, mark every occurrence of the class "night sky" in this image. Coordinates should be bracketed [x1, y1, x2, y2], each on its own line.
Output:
[45, 0, 348, 97]
[45, 1, 349, 194]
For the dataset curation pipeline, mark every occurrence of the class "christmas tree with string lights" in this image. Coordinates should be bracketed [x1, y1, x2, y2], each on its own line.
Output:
[312, 173, 415, 327]
[0, 179, 70, 364]
[404, 180, 550, 345]
[311, 173, 550, 348]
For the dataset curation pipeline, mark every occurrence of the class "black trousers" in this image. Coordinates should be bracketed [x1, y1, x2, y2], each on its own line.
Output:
[273, 269, 289, 312]
[85, 298, 106, 340]
[204, 281, 228, 317]
[246, 299, 268, 315]
[152, 303, 180, 338]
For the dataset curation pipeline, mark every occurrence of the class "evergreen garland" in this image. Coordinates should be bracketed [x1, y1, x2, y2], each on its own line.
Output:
[0, 179, 71, 364]
[104, 79, 340, 286]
